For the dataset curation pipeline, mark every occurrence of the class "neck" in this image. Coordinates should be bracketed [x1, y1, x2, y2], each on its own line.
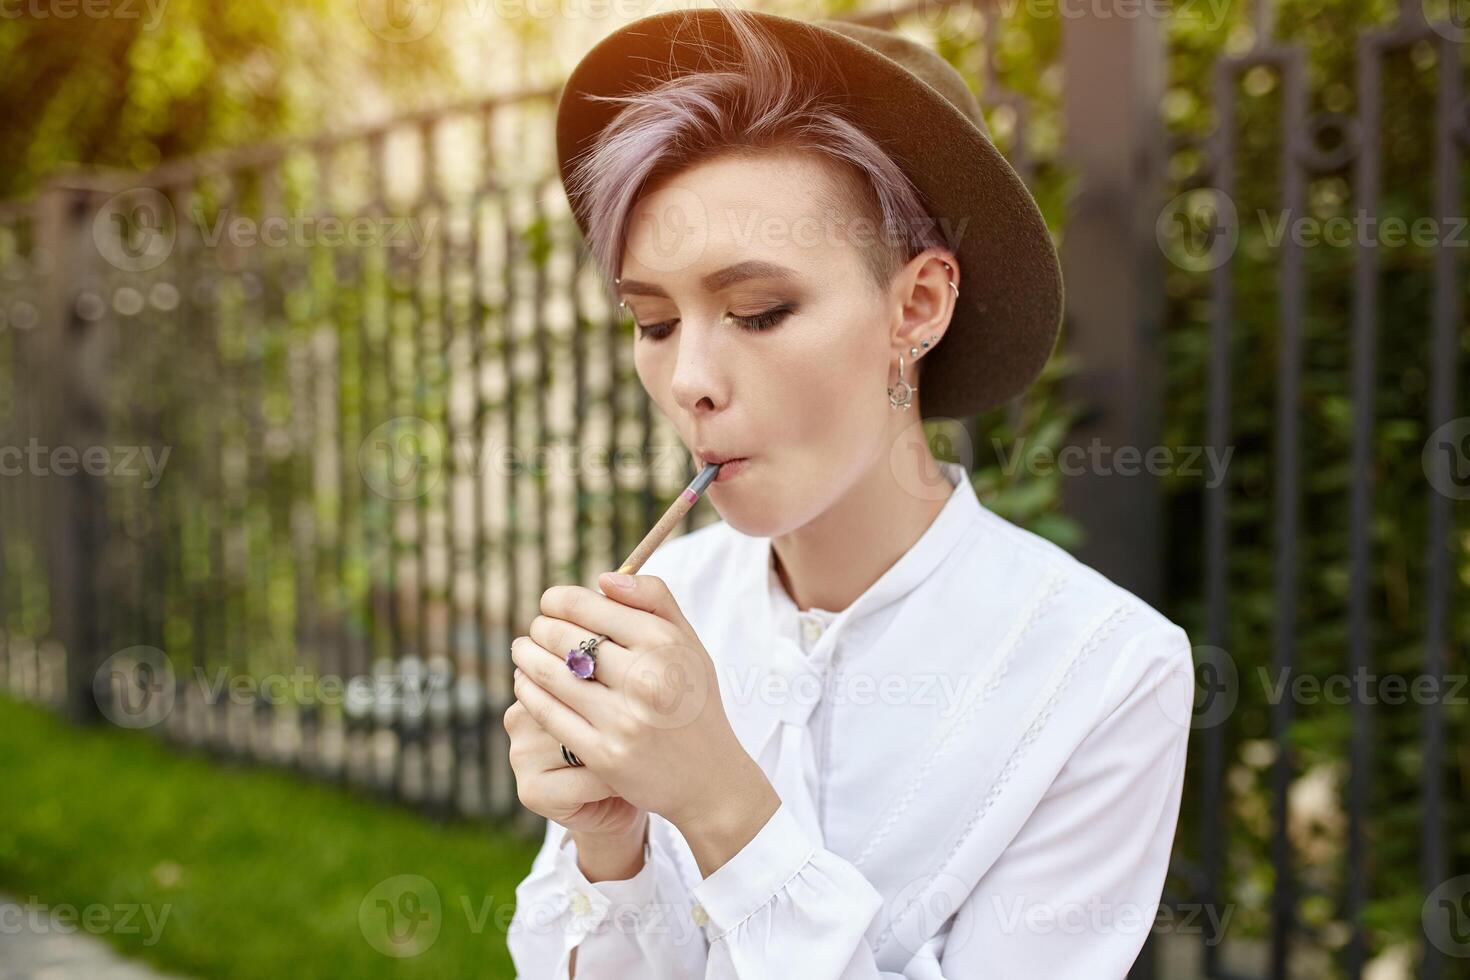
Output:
[771, 420, 951, 613]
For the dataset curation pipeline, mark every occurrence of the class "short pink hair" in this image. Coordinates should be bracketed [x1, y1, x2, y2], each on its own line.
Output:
[563, 0, 952, 293]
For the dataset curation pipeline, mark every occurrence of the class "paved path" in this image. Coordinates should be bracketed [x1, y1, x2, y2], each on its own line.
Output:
[0, 894, 189, 980]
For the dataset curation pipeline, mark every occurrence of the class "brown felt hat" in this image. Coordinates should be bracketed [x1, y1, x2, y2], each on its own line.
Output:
[555, 7, 1063, 420]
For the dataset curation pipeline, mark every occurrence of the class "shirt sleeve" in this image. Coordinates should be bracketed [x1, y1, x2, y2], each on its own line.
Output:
[685, 798, 964, 979]
[688, 621, 1192, 980]
[689, 796, 890, 977]
[506, 816, 709, 979]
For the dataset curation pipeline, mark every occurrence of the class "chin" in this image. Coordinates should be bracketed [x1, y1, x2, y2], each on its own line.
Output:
[716, 510, 785, 539]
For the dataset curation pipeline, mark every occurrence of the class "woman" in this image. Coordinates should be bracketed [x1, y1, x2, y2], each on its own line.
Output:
[504, 5, 1194, 977]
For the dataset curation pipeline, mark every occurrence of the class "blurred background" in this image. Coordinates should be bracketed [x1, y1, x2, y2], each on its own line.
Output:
[0, 0, 1466, 977]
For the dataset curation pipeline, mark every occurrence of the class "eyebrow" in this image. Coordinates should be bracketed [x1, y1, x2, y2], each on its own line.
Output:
[618, 260, 799, 298]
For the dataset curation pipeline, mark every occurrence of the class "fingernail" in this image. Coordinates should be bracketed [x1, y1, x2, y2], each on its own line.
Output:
[604, 572, 636, 589]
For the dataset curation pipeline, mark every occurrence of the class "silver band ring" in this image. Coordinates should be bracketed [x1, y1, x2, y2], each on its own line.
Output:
[561, 743, 584, 767]
[565, 633, 607, 680]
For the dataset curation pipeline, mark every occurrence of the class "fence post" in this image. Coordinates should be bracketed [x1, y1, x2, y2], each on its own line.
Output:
[1058, 8, 1167, 610]
[35, 179, 110, 725]
[1059, 11, 1167, 979]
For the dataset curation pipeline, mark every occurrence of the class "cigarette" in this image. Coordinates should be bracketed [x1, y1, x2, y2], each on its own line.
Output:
[614, 462, 721, 576]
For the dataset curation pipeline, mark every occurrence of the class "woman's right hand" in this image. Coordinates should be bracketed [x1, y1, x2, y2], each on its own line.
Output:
[504, 696, 646, 841]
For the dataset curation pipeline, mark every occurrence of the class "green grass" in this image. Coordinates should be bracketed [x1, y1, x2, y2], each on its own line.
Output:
[0, 696, 541, 979]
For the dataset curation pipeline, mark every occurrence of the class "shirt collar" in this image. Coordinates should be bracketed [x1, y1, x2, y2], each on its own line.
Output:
[752, 460, 983, 643]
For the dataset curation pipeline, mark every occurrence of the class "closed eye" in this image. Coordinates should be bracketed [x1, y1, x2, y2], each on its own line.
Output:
[736, 304, 795, 332]
[635, 304, 796, 342]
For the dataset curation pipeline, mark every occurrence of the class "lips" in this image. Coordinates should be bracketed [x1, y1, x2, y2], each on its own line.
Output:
[694, 450, 751, 483]
[710, 457, 750, 483]
[696, 450, 747, 466]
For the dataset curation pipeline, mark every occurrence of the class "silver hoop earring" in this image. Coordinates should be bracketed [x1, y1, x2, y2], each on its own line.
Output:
[940, 261, 959, 298]
[888, 351, 917, 410]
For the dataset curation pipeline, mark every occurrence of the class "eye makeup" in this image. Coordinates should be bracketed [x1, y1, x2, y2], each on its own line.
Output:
[634, 302, 798, 341]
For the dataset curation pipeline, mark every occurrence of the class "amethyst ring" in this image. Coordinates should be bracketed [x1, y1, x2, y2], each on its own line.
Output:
[565, 634, 608, 680]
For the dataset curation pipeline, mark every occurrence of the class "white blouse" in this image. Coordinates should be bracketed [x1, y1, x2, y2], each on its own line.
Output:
[507, 461, 1194, 979]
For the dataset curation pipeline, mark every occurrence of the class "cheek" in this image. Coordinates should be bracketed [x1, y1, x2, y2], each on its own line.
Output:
[781, 319, 887, 416]
[761, 326, 892, 479]
[633, 343, 672, 410]
[706, 328, 890, 536]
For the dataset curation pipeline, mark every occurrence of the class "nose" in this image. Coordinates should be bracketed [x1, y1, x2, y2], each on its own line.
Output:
[669, 318, 728, 416]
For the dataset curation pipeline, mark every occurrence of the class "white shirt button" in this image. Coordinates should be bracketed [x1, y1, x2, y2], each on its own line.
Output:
[800, 616, 824, 646]
[568, 891, 592, 916]
[691, 903, 709, 926]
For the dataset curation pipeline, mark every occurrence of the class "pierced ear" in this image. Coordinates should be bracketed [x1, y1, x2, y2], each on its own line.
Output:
[891, 250, 957, 357]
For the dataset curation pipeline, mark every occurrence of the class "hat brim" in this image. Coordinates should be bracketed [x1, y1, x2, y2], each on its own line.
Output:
[555, 8, 1063, 420]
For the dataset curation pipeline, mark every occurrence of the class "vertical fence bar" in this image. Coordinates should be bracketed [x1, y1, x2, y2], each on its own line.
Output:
[1418, 28, 1460, 980]
[607, 235, 628, 568]
[258, 159, 289, 765]
[1268, 48, 1306, 980]
[1058, 0, 1166, 608]
[0, 212, 15, 690]
[1345, 30, 1382, 980]
[1202, 55, 1237, 980]
[338, 136, 376, 788]
[307, 144, 339, 778]
[457, 105, 496, 820]
[397, 122, 429, 807]
[159, 181, 184, 745]
[530, 174, 552, 624]
[288, 151, 321, 773]
[571, 239, 591, 575]
[420, 115, 454, 815]
[366, 128, 400, 797]
[494, 152, 521, 823]
[219, 169, 245, 753]
[37, 183, 107, 725]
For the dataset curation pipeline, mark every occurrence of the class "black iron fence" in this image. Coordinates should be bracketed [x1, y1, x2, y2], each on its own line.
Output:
[0, 87, 704, 825]
[1155, 5, 1469, 977]
[1, 0, 1466, 976]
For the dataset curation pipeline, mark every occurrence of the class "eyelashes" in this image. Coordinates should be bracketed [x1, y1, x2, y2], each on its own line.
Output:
[736, 304, 795, 332]
[635, 304, 796, 342]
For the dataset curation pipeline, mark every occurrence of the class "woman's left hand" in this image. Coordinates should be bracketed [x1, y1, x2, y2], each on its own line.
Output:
[511, 572, 779, 854]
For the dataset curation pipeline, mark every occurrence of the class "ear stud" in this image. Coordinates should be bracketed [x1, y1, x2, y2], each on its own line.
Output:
[909, 336, 939, 358]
